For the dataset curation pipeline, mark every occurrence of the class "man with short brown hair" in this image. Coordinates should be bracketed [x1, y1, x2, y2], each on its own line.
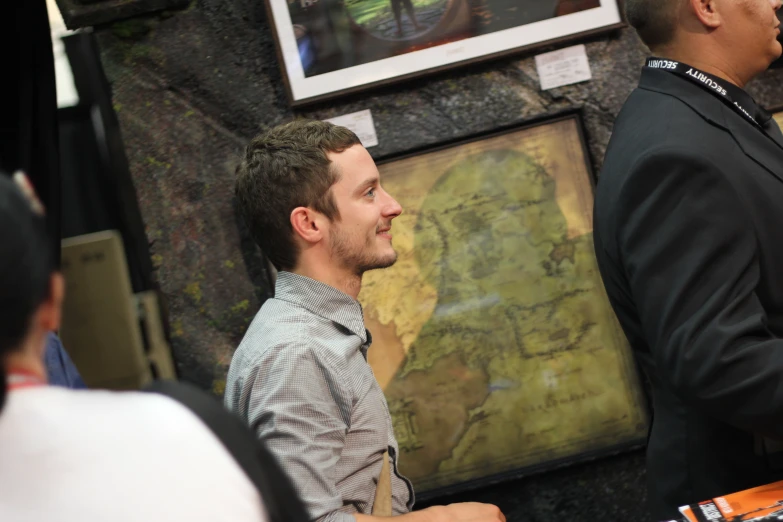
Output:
[226, 120, 504, 522]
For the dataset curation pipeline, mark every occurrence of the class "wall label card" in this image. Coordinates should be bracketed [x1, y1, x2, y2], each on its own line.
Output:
[325, 109, 379, 148]
[535, 44, 592, 91]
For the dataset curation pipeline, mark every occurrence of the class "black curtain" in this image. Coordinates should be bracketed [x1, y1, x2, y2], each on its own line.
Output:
[0, 5, 165, 336]
[59, 33, 157, 294]
[0, 2, 61, 259]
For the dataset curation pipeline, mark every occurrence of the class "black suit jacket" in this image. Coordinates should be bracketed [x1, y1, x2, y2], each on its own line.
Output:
[593, 67, 783, 521]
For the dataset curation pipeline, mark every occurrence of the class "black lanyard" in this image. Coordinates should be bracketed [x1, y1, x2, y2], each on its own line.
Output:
[645, 57, 765, 130]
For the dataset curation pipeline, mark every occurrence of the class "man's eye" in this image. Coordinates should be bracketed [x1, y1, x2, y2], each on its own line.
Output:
[366, 188, 376, 197]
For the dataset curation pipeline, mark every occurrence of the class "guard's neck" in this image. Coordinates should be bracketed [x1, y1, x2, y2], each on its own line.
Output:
[655, 45, 750, 88]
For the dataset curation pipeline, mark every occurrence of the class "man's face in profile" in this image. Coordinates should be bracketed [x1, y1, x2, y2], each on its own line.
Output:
[325, 144, 403, 275]
[719, 0, 782, 70]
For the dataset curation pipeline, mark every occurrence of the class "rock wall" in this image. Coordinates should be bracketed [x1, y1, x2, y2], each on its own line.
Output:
[94, 1, 783, 518]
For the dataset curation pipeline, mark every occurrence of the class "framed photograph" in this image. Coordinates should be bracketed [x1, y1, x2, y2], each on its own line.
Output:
[359, 111, 650, 497]
[265, 0, 624, 105]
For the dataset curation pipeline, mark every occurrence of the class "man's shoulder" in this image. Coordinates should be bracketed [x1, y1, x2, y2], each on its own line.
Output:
[618, 85, 736, 141]
[603, 89, 734, 180]
[616, 88, 709, 138]
[0, 388, 267, 522]
[6, 387, 217, 442]
[232, 297, 349, 374]
[242, 296, 331, 345]
[595, 90, 739, 239]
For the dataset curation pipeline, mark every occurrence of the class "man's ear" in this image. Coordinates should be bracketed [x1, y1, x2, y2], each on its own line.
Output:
[39, 273, 64, 332]
[290, 207, 326, 245]
[690, 0, 722, 29]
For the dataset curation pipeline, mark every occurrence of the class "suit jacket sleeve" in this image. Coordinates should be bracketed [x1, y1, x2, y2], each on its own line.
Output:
[616, 146, 783, 437]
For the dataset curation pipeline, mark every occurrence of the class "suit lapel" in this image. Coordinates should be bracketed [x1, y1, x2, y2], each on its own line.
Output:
[639, 68, 783, 185]
[723, 111, 783, 184]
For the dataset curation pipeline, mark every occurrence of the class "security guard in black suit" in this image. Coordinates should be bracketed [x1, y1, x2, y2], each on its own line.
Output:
[593, 0, 783, 519]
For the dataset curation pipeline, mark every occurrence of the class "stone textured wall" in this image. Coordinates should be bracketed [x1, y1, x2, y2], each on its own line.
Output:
[95, 1, 783, 519]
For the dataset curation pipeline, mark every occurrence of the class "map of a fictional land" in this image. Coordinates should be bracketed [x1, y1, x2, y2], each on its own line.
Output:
[358, 116, 649, 493]
[774, 111, 783, 130]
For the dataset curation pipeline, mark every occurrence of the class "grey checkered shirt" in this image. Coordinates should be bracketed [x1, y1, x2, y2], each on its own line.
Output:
[224, 272, 415, 522]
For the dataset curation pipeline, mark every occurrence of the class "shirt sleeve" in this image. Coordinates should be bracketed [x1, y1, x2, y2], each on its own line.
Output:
[45, 332, 88, 389]
[241, 341, 356, 522]
[615, 147, 783, 437]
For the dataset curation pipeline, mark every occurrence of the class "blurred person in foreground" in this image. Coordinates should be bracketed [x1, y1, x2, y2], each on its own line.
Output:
[225, 120, 505, 522]
[593, 0, 783, 519]
[0, 172, 298, 522]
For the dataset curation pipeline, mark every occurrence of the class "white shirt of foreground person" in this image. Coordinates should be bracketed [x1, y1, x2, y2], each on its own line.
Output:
[0, 386, 269, 522]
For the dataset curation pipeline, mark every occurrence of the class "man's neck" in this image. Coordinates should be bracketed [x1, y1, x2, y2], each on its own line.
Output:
[4, 337, 48, 383]
[655, 45, 750, 88]
[291, 263, 363, 300]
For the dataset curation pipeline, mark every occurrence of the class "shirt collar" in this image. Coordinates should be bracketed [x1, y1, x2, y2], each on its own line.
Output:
[274, 271, 368, 344]
[757, 105, 775, 129]
[714, 73, 770, 127]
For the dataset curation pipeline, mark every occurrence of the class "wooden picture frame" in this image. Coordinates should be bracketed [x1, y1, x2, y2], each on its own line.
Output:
[359, 110, 649, 498]
[264, 0, 625, 106]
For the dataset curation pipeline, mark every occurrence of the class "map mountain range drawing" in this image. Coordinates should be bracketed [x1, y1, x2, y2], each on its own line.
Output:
[360, 117, 648, 492]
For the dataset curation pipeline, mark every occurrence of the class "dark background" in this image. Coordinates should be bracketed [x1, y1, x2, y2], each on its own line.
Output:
[90, 1, 783, 519]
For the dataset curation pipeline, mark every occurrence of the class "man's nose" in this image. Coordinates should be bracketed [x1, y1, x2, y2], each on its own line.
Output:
[381, 189, 403, 218]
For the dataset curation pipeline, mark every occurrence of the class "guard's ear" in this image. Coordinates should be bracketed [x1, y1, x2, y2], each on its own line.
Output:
[690, 0, 722, 29]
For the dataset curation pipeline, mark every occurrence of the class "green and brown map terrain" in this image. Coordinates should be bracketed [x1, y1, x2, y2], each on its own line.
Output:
[360, 117, 648, 492]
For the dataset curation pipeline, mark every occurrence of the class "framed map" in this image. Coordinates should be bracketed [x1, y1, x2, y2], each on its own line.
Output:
[264, 0, 623, 105]
[359, 111, 649, 497]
